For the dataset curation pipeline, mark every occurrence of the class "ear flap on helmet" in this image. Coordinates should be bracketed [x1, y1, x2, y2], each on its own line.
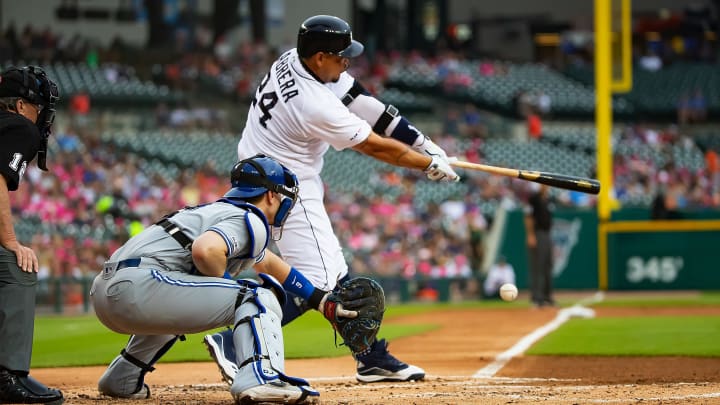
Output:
[274, 195, 295, 227]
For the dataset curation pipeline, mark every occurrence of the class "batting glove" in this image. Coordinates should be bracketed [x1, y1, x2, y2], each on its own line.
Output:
[412, 134, 449, 160]
[425, 155, 460, 182]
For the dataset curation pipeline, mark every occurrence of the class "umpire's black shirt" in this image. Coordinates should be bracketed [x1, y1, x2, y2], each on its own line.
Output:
[528, 191, 552, 231]
[0, 109, 41, 191]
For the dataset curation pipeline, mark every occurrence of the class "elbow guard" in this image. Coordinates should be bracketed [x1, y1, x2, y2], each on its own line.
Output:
[342, 80, 420, 145]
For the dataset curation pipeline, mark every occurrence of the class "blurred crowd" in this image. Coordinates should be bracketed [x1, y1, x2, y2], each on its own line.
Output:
[2, 20, 720, 307]
[13, 126, 230, 281]
[10, 114, 720, 289]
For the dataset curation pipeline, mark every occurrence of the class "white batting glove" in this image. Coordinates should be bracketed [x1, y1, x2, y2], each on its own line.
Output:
[412, 133, 449, 160]
[424, 155, 460, 182]
[412, 134, 460, 181]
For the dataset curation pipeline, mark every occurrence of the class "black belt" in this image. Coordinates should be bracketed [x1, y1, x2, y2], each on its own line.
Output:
[156, 218, 194, 250]
[116, 258, 141, 271]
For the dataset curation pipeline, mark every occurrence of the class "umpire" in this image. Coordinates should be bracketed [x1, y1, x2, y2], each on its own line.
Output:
[0, 66, 63, 404]
[524, 184, 556, 308]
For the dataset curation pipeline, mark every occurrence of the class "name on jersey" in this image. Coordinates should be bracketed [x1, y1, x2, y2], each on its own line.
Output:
[275, 52, 299, 103]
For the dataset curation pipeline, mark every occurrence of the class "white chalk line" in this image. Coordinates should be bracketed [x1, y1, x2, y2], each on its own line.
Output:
[381, 391, 720, 403]
[473, 291, 604, 378]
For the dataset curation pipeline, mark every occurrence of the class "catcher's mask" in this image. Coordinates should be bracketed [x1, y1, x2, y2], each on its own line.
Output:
[297, 15, 364, 58]
[0, 65, 60, 171]
[223, 154, 298, 230]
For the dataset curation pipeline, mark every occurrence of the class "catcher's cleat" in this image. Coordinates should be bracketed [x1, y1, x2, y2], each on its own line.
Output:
[0, 369, 64, 404]
[204, 330, 238, 385]
[355, 339, 425, 383]
[232, 380, 319, 405]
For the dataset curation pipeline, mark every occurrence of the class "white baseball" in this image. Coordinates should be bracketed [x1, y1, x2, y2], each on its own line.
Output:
[499, 283, 518, 301]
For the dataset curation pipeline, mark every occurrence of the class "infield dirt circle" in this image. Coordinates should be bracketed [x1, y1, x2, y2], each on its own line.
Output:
[34, 299, 720, 404]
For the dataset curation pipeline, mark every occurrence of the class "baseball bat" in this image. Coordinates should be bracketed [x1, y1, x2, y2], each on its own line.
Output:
[450, 160, 601, 194]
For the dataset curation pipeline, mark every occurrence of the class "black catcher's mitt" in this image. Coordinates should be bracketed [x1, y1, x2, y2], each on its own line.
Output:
[322, 277, 385, 354]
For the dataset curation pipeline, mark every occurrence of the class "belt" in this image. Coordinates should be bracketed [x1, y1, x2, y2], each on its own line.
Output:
[156, 218, 193, 250]
[101, 257, 143, 279]
[116, 258, 141, 271]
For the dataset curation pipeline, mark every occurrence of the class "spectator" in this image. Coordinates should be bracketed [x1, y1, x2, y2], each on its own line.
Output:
[483, 255, 516, 299]
[415, 281, 439, 302]
[639, 51, 663, 71]
[536, 91, 552, 117]
[528, 112, 543, 140]
[689, 89, 707, 123]
[651, 189, 682, 220]
[512, 89, 533, 118]
[69, 90, 91, 126]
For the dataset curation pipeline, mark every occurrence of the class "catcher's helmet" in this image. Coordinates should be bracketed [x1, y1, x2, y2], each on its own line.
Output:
[297, 15, 364, 58]
[224, 154, 298, 226]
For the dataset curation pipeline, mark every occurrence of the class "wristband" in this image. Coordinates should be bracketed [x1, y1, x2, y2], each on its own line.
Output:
[282, 267, 315, 300]
[307, 288, 327, 310]
[390, 117, 423, 145]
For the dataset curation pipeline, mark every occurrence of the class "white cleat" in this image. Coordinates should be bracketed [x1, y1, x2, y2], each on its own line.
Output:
[232, 381, 319, 404]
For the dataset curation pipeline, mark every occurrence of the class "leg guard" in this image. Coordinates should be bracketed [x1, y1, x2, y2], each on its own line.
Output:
[98, 334, 181, 398]
[230, 285, 318, 404]
[204, 291, 307, 387]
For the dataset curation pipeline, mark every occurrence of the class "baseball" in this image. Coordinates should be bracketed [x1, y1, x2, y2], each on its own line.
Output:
[499, 283, 518, 301]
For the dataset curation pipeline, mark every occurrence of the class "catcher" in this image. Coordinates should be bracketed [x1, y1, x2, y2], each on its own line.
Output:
[90, 155, 318, 404]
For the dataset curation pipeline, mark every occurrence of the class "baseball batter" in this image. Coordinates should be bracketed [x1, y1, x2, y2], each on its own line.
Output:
[90, 155, 318, 404]
[206, 15, 459, 384]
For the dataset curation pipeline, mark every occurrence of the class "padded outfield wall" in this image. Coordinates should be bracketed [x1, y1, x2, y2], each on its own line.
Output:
[498, 209, 720, 290]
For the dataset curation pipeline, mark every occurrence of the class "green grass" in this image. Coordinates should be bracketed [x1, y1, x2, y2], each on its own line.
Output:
[527, 316, 720, 357]
[32, 300, 525, 368]
[31, 309, 438, 368]
[591, 291, 720, 308]
[32, 293, 720, 367]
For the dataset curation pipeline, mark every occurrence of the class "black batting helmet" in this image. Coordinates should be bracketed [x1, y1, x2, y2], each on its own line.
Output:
[297, 15, 364, 58]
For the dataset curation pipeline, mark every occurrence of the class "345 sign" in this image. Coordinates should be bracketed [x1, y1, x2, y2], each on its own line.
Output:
[626, 256, 684, 283]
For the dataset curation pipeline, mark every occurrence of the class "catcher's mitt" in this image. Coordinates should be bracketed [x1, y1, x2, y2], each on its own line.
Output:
[322, 277, 385, 354]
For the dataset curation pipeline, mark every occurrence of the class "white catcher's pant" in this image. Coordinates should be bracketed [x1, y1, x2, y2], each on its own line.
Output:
[275, 175, 348, 291]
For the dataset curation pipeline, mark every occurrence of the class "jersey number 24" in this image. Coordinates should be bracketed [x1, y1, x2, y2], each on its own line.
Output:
[251, 73, 278, 128]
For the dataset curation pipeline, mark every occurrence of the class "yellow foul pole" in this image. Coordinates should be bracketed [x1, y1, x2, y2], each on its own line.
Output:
[595, 0, 612, 289]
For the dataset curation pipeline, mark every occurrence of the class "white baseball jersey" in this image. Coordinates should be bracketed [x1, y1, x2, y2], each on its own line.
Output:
[237, 48, 370, 290]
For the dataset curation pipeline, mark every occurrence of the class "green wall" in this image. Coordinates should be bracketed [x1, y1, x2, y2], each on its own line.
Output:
[607, 225, 720, 290]
[499, 209, 598, 290]
[499, 208, 720, 290]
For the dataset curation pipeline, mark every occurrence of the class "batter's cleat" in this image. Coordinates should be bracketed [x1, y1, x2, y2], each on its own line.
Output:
[0, 369, 64, 404]
[232, 380, 319, 405]
[355, 339, 425, 383]
[99, 383, 150, 399]
[204, 330, 238, 385]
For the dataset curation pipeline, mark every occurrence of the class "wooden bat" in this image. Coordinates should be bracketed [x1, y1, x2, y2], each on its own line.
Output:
[450, 160, 601, 195]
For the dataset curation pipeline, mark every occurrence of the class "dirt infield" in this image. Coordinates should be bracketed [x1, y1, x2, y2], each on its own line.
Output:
[34, 305, 720, 404]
